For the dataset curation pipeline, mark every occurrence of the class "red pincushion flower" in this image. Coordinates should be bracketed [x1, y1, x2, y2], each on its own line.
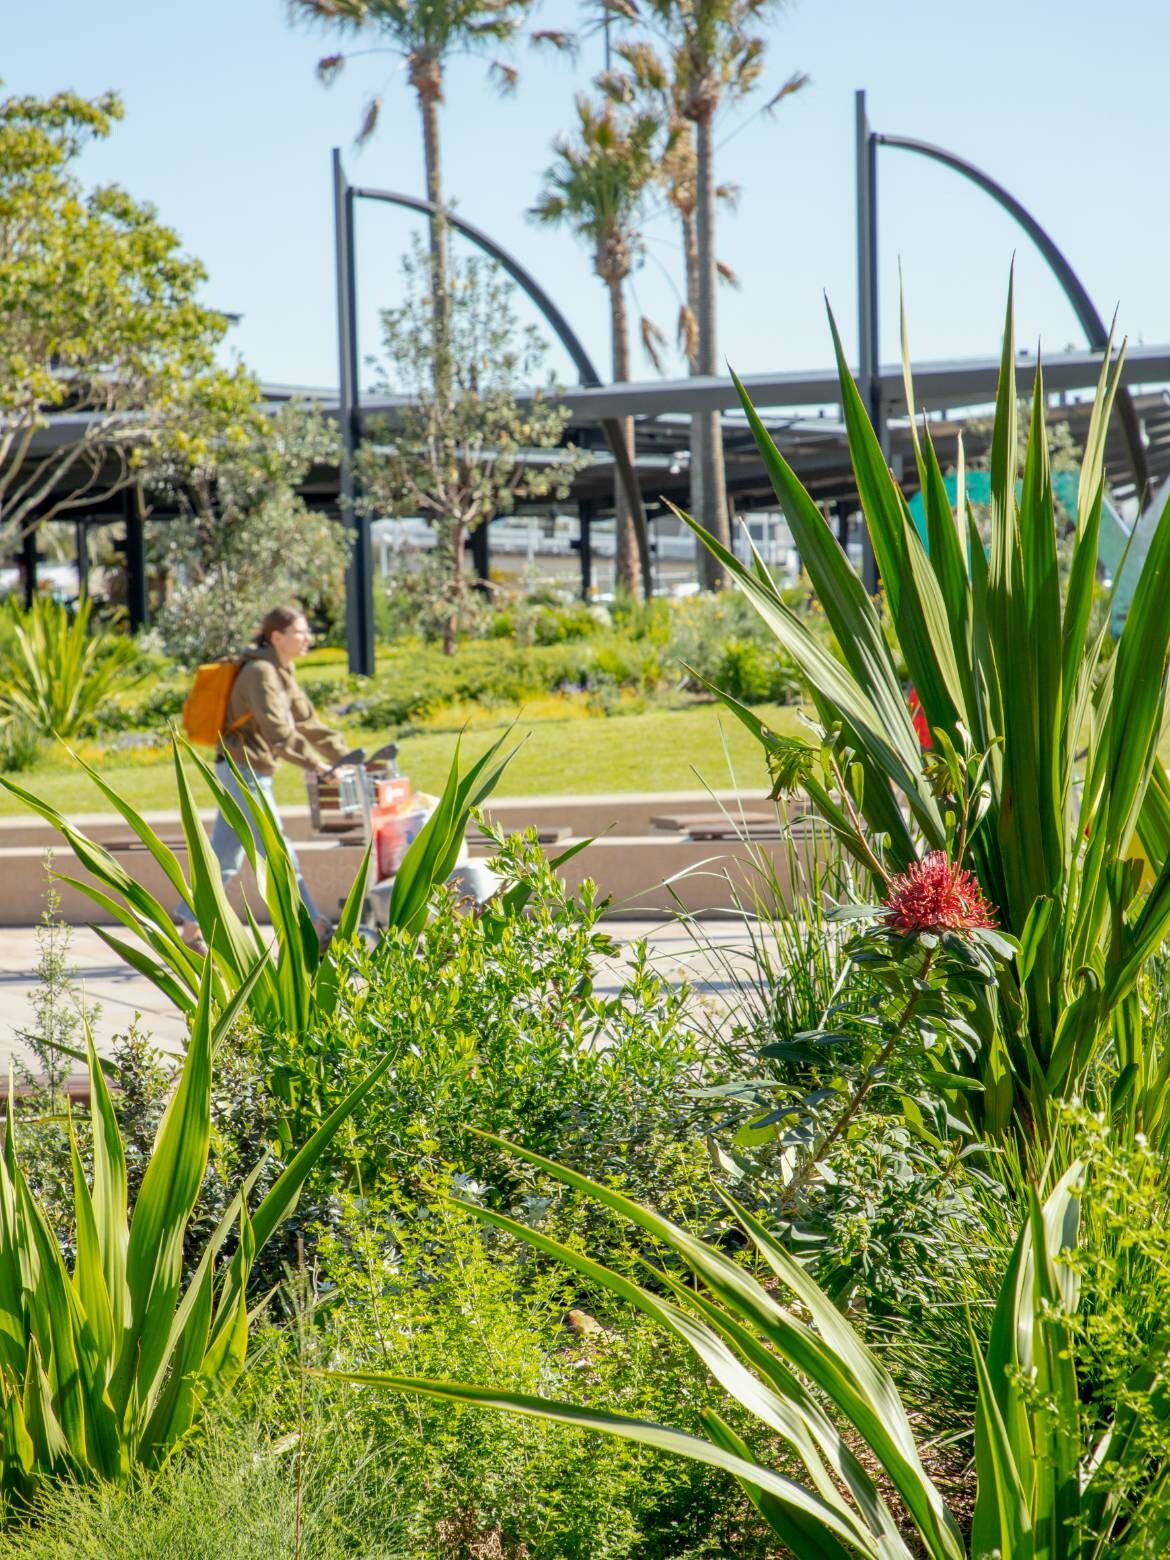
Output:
[908, 687, 932, 750]
[884, 851, 996, 936]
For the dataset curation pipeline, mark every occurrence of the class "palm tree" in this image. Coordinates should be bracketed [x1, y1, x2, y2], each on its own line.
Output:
[531, 97, 660, 596]
[293, 0, 567, 398]
[601, 41, 741, 581]
[605, 0, 794, 586]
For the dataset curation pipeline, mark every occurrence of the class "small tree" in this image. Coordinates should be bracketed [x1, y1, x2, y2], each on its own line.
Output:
[0, 90, 257, 562]
[530, 97, 660, 597]
[145, 404, 350, 665]
[13, 857, 94, 1111]
[359, 244, 582, 654]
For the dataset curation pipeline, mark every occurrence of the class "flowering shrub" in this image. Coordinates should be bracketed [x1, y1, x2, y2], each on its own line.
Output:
[884, 850, 995, 935]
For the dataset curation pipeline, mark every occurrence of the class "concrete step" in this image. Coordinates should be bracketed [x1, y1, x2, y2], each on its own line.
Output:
[1, 820, 819, 925]
[0, 788, 773, 848]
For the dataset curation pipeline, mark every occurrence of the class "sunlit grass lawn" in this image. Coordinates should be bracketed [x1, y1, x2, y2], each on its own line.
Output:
[0, 699, 802, 818]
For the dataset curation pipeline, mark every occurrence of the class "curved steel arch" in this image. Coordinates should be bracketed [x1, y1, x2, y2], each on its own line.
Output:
[347, 180, 654, 596]
[873, 128, 1149, 503]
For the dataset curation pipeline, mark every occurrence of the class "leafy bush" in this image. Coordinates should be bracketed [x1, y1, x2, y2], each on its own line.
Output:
[714, 637, 800, 703]
[5, 1207, 769, 1557]
[351, 638, 669, 728]
[90, 683, 185, 736]
[375, 545, 493, 647]
[531, 601, 597, 645]
[0, 596, 142, 739]
[340, 1128, 1170, 1560]
[0, 717, 45, 773]
[266, 831, 706, 1219]
[268, 1198, 769, 1559]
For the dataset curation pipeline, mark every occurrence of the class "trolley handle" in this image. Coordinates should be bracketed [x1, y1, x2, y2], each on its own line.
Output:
[318, 747, 367, 779]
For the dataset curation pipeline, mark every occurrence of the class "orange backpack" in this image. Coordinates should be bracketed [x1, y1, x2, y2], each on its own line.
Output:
[181, 658, 250, 747]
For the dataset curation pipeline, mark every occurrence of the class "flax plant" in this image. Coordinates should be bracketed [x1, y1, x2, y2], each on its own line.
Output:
[678, 285, 1170, 1143]
[0, 960, 391, 1493]
[0, 597, 141, 741]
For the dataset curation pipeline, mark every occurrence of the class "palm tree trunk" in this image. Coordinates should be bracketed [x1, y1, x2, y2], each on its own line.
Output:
[607, 272, 639, 597]
[441, 519, 465, 657]
[681, 205, 705, 545]
[412, 53, 459, 642]
[416, 73, 450, 404]
[695, 108, 728, 589]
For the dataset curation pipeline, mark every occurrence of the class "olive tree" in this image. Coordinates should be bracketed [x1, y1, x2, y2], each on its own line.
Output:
[359, 244, 582, 654]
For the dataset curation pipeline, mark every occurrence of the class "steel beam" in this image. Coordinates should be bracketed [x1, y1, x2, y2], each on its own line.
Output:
[334, 151, 375, 678]
[874, 125, 1150, 503]
[855, 91, 880, 590]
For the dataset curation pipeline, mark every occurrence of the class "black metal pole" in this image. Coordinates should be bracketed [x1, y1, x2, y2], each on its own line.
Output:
[578, 498, 593, 599]
[123, 487, 148, 631]
[20, 524, 37, 610]
[334, 149, 374, 678]
[875, 129, 1150, 505]
[855, 90, 880, 592]
[471, 516, 491, 585]
[75, 518, 89, 600]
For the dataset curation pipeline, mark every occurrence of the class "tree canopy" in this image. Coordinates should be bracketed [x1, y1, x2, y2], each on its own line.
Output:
[0, 89, 259, 550]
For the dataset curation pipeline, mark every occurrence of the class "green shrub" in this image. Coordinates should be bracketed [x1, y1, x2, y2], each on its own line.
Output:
[4, 1207, 769, 1557]
[337, 1123, 1170, 1560]
[91, 683, 185, 736]
[352, 638, 667, 728]
[532, 602, 596, 645]
[713, 637, 799, 703]
[0, 717, 45, 773]
[266, 833, 706, 1220]
[272, 1199, 770, 1559]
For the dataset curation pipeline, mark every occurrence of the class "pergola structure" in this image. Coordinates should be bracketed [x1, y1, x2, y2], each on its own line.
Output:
[9, 345, 1170, 629]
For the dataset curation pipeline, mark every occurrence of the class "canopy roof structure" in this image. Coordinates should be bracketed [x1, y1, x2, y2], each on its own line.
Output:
[9, 346, 1170, 625]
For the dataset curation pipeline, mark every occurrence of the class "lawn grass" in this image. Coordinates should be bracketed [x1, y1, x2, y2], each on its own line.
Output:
[0, 701, 801, 817]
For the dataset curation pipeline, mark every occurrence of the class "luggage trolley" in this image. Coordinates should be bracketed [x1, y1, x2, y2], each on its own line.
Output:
[305, 743, 492, 934]
[304, 743, 418, 933]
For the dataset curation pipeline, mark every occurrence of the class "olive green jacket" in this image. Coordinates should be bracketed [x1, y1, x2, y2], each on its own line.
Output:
[219, 645, 349, 776]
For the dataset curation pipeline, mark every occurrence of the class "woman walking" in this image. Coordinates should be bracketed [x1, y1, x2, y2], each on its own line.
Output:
[178, 606, 351, 953]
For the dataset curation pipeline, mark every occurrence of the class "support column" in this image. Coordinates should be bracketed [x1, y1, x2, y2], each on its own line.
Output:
[75, 519, 90, 599]
[334, 149, 374, 678]
[471, 516, 491, 587]
[836, 505, 850, 552]
[124, 488, 148, 632]
[855, 90, 881, 593]
[577, 499, 593, 599]
[20, 525, 38, 610]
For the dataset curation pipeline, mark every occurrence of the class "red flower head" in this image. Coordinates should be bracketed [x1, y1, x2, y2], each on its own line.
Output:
[908, 687, 933, 750]
[884, 851, 996, 936]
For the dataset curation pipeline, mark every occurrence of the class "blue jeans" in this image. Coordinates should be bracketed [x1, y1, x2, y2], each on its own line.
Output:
[175, 761, 323, 924]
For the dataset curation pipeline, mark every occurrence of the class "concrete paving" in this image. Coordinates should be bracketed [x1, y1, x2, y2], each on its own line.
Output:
[0, 915, 762, 1082]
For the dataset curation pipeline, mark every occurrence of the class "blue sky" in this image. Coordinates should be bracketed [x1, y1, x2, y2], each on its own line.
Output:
[7, 0, 1167, 394]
